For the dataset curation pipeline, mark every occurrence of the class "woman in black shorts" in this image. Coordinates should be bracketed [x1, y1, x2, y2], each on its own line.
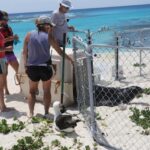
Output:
[23, 15, 73, 117]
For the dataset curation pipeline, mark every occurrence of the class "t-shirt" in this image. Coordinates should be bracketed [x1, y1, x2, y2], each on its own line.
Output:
[0, 24, 14, 55]
[51, 10, 68, 46]
[0, 32, 5, 58]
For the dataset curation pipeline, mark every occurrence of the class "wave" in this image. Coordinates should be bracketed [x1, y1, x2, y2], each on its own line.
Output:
[9, 12, 52, 23]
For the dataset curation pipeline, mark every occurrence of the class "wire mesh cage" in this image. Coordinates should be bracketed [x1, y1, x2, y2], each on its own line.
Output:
[67, 30, 87, 47]
[119, 28, 150, 47]
[92, 44, 150, 150]
[72, 37, 95, 125]
[72, 28, 150, 150]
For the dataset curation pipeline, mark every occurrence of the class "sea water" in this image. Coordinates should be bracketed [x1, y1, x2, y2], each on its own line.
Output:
[8, 4, 150, 57]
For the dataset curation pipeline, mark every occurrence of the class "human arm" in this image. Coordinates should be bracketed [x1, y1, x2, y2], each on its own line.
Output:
[0, 45, 13, 52]
[22, 32, 30, 67]
[48, 28, 73, 65]
[5, 34, 19, 43]
[68, 26, 75, 31]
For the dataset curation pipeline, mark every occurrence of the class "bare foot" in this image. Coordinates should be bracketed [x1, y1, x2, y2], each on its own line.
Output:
[28, 112, 34, 118]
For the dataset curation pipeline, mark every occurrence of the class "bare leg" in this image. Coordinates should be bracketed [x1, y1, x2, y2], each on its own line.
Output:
[9, 59, 19, 73]
[28, 80, 38, 117]
[4, 64, 9, 95]
[9, 60, 20, 89]
[0, 74, 6, 111]
[42, 79, 51, 115]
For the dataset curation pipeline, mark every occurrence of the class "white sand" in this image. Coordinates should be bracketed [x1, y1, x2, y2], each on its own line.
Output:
[1, 49, 150, 150]
[93, 50, 150, 150]
[0, 66, 103, 150]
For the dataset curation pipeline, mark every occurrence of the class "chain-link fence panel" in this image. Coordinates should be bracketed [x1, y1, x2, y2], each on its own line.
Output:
[67, 30, 87, 47]
[119, 28, 150, 47]
[68, 27, 117, 48]
[73, 37, 121, 150]
[90, 27, 116, 45]
[119, 47, 150, 78]
[92, 44, 150, 150]
[72, 28, 150, 150]
[72, 37, 94, 121]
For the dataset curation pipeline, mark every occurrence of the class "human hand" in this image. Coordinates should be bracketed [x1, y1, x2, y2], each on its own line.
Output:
[68, 26, 75, 31]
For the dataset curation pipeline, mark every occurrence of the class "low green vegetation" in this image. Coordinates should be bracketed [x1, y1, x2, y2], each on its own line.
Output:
[51, 139, 61, 147]
[0, 116, 93, 149]
[96, 112, 102, 120]
[11, 136, 43, 150]
[50, 139, 70, 150]
[133, 63, 146, 67]
[85, 145, 91, 150]
[0, 147, 3, 150]
[56, 131, 66, 138]
[0, 119, 25, 134]
[130, 107, 150, 135]
[31, 116, 53, 124]
[143, 88, 150, 95]
[136, 87, 150, 98]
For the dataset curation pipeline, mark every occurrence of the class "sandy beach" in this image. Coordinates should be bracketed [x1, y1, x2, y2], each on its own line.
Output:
[0, 49, 150, 150]
[0, 1, 150, 149]
[93, 49, 150, 149]
[0, 66, 103, 150]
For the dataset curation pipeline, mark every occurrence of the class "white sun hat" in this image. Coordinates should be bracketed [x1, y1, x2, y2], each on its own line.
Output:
[60, 0, 72, 8]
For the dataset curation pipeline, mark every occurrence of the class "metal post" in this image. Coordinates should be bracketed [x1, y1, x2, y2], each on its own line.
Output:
[87, 29, 92, 45]
[86, 30, 94, 81]
[72, 37, 81, 110]
[139, 49, 142, 76]
[61, 33, 66, 104]
[86, 53, 96, 138]
[115, 35, 119, 80]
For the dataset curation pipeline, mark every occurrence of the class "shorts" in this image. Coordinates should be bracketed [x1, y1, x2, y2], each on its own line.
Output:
[5, 53, 17, 63]
[26, 66, 53, 82]
[0, 58, 7, 74]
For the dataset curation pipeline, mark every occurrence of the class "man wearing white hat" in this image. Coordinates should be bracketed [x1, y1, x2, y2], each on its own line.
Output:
[51, 0, 74, 46]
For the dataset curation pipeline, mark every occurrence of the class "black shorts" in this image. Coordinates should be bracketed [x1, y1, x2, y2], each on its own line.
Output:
[26, 66, 53, 82]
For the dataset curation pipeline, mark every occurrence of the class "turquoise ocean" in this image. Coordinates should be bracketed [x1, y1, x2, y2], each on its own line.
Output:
[8, 4, 150, 57]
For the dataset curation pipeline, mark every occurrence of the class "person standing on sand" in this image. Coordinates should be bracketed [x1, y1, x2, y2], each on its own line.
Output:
[23, 16, 73, 117]
[0, 11, 15, 112]
[0, 11, 19, 95]
[50, 0, 74, 46]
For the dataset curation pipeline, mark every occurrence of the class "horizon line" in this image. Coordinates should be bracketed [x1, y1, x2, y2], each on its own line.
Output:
[9, 3, 150, 15]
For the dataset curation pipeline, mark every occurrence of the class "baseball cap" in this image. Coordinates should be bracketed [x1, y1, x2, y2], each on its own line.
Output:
[60, 0, 72, 8]
[36, 15, 55, 26]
